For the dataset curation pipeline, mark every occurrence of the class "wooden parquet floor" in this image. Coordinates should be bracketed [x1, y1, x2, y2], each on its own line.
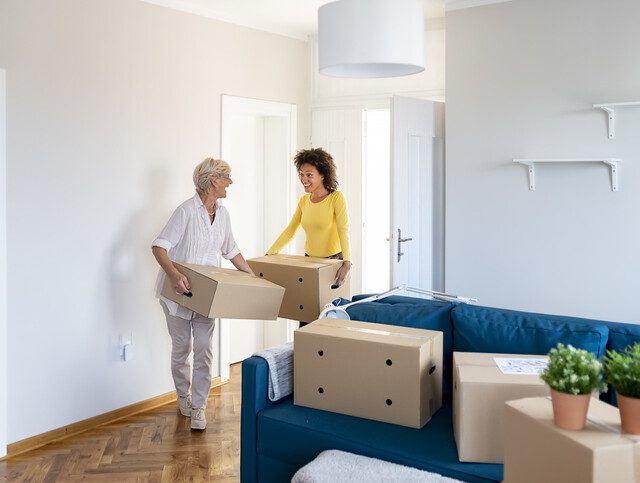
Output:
[0, 364, 243, 482]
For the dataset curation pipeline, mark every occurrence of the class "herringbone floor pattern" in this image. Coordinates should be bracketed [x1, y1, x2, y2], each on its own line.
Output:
[0, 364, 243, 482]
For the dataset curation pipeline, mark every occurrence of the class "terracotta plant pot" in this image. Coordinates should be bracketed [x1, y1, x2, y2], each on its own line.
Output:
[550, 389, 591, 430]
[617, 394, 640, 434]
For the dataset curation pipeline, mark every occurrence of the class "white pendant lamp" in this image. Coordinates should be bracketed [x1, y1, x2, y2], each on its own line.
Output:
[318, 0, 425, 78]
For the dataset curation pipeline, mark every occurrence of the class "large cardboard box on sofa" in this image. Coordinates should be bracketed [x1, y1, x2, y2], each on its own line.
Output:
[294, 318, 443, 428]
[160, 262, 285, 319]
[504, 397, 640, 483]
[453, 352, 550, 464]
[247, 254, 351, 322]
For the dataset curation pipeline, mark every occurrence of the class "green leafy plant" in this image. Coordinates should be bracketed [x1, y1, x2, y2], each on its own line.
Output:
[603, 343, 640, 399]
[541, 343, 606, 395]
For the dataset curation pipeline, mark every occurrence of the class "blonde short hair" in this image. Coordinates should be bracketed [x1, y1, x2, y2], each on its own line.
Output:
[193, 158, 231, 195]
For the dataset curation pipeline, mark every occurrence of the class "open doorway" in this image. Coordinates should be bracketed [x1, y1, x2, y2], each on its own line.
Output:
[219, 95, 297, 381]
[315, 99, 444, 298]
[362, 109, 391, 294]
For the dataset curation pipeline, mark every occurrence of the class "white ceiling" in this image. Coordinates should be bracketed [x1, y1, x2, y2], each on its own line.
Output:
[141, 0, 448, 40]
[141, 0, 513, 40]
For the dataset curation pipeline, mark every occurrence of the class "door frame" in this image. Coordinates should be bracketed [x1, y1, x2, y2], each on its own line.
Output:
[1, 68, 7, 457]
[219, 95, 297, 381]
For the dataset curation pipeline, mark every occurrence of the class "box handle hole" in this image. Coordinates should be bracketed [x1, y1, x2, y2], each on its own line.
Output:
[299, 277, 303, 282]
[259, 272, 264, 277]
[429, 365, 436, 375]
[318, 387, 324, 394]
[318, 350, 324, 356]
[183, 292, 193, 298]
[299, 305, 304, 310]
[330, 284, 340, 289]
[386, 359, 392, 366]
[386, 399, 392, 406]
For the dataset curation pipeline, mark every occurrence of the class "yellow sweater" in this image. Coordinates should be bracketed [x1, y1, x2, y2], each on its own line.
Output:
[267, 191, 351, 261]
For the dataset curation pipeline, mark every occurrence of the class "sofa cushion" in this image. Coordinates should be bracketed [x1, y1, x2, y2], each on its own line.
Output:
[452, 304, 609, 358]
[258, 399, 501, 483]
[346, 299, 455, 400]
[605, 321, 640, 353]
[601, 320, 640, 406]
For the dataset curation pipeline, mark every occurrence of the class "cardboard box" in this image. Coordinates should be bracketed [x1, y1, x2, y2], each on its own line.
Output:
[504, 397, 640, 483]
[453, 352, 550, 463]
[294, 318, 443, 428]
[160, 262, 284, 319]
[247, 254, 351, 322]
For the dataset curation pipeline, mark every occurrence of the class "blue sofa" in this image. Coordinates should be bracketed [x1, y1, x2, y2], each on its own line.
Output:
[241, 295, 640, 482]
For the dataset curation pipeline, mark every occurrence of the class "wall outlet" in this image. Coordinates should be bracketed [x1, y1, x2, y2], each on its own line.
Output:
[119, 332, 133, 361]
[123, 343, 134, 361]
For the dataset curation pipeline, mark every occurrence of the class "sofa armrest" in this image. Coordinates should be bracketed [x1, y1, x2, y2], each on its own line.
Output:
[241, 356, 275, 483]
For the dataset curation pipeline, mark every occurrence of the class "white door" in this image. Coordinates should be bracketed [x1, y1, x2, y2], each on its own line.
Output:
[220, 96, 297, 380]
[0, 68, 7, 458]
[390, 96, 445, 291]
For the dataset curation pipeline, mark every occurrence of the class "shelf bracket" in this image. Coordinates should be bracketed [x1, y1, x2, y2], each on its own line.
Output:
[519, 160, 536, 191]
[594, 102, 640, 139]
[602, 159, 619, 192]
[598, 106, 615, 139]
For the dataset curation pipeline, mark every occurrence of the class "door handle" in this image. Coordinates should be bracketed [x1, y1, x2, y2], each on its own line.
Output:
[397, 228, 413, 262]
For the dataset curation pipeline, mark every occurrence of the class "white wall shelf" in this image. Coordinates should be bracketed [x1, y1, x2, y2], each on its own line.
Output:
[513, 158, 622, 192]
[593, 102, 640, 139]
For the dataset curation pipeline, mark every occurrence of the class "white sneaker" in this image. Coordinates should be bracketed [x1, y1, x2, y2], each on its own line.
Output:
[178, 394, 192, 417]
[190, 407, 207, 430]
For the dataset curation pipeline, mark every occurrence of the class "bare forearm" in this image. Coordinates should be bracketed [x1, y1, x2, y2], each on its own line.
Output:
[152, 246, 180, 278]
[230, 253, 254, 275]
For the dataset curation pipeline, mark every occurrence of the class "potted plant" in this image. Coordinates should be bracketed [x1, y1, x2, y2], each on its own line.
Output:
[541, 343, 606, 430]
[603, 342, 640, 434]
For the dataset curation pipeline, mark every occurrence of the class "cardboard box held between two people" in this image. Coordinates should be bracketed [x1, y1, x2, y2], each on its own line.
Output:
[160, 254, 351, 321]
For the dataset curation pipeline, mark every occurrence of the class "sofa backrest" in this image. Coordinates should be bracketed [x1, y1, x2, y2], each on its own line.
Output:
[451, 304, 610, 358]
[347, 294, 639, 406]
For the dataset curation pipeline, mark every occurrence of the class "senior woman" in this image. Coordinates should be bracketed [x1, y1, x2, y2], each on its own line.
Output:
[152, 157, 253, 431]
[267, 147, 352, 297]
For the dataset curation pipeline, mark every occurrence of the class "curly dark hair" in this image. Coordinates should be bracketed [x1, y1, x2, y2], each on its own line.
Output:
[294, 148, 339, 192]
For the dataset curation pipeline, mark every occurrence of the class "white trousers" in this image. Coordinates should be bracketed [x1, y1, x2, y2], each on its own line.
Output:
[161, 302, 216, 409]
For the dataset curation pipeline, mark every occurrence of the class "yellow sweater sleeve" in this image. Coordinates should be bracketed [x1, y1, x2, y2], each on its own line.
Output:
[266, 198, 302, 255]
[334, 192, 351, 262]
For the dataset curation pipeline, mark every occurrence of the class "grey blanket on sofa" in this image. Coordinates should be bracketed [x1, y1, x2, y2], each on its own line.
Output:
[253, 342, 293, 402]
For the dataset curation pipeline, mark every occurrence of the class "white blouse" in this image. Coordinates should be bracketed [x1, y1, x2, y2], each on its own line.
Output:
[152, 194, 240, 320]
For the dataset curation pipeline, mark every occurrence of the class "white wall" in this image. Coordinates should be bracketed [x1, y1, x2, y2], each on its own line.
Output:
[0, 0, 308, 443]
[0, 68, 7, 457]
[446, 0, 640, 323]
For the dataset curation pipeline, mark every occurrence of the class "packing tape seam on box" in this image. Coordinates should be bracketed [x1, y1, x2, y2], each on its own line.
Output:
[266, 255, 337, 266]
[178, 263, 255, 278]
[262, 255, 325, 262]
[311, 322, 432, 340]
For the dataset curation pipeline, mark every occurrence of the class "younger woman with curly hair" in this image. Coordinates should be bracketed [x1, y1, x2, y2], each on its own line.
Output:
[266, 147, 352, 287]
